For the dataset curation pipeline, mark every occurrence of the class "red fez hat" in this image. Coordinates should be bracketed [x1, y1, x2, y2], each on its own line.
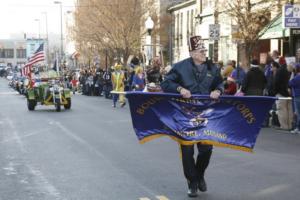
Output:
[189, 36, 207, 52]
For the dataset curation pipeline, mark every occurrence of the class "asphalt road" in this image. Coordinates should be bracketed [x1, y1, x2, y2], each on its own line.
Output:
[0, 77, 300, 200]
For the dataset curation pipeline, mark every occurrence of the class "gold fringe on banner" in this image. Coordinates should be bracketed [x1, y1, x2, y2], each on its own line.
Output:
[139, 134, 253, 153]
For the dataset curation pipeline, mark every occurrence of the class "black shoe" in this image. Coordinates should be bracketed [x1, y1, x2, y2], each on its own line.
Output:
[198, 177, 207, 192]
[120, 102, 126, 107]
[187, 181, 198, 197]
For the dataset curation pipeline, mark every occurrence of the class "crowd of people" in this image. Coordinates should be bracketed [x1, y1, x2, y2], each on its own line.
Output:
[67, 48, 300, 135]
[66, 56, 165, 108]
[218, 50, 300, 134]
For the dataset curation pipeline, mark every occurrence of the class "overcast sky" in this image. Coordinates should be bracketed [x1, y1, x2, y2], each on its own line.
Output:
[0, 0, 75, 39]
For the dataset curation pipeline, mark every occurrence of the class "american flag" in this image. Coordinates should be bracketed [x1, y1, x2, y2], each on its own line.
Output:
[22, 43, 45, 76]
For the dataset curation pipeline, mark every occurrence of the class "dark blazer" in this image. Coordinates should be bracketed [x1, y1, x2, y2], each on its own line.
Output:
[161, 57, 223, 94]
[241, 67, 267, 96]
[274, 65, 290, 97]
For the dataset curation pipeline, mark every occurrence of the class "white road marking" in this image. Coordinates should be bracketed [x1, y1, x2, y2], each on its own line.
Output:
[3, 162, 18, 176]
[0, 92, 19, 95]
[5, 118, 63, 200]
[1, 128, 51, 144]
[55, 121, 158, 198]
[28, 166, 62, 200]
[253, 184, 290, 197]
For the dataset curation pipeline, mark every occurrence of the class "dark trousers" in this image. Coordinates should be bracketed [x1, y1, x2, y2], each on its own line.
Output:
[99, 84, 103, 96]
[113, 94, 119, 107]
[104, 84, 112, 99]
[181, 144, 212, 183]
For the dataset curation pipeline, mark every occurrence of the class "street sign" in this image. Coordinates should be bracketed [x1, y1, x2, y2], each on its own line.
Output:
[283, 4, 300, 28]
[293, 29, 300, 34]
[231, 25, 242, 43]
[209, 24, 220, 41]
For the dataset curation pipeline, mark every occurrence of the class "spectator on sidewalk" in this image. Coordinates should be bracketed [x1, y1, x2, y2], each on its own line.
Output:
[274, 56, 293, 130]
[230, 62, 246, 89]
[71, 76, 78, 95]
[271, 50, 280, 62]
[131, 66, 145, 91]
[147, 56, 162, 85]
[264, 61, 281, 128]
[241, 59, 266, 96]
[224, 76, 237, 95]
[103, 68, 112, 99]
[217, 60, 224, 71]
[222, 60, 235, 80]
[289, 63, 300, 134]
[266, 61, 280, 97]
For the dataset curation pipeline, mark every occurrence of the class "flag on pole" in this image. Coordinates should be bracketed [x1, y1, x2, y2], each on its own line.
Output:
[126, 92, 276, 152]
[22, 43, 45, 76]
[71, 51, 80, 59]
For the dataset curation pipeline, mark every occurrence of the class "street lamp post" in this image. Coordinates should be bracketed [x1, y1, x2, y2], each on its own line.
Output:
[145, 16, 154, 66]
[54, 1, 63, 64]
[42, 12, 50, 68]
[34, 19, 40, 42]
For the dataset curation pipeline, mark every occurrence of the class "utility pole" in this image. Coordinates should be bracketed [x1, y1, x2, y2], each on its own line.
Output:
[289, 0, 294, 56]
[34, 19, 40, 43]
[54, 1, 63, 65]
[42, 12, 50, 69]
[213, 0, 219, 63]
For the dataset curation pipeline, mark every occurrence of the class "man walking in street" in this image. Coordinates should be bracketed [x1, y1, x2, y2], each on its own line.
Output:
[161, 36, 223, 198]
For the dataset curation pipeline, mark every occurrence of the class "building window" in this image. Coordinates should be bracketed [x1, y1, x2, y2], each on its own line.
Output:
[180, 12, 183, 46]
[30, 44, 35, 53]
[17, 49, 26, 58]
[187, 10, 190, 43]
[176, 13, 179, 47]
[202, 0, 213, 9]
[0, 49, 14, 58]
[191, 9, 194, 35]
[6, 49, 14, 58]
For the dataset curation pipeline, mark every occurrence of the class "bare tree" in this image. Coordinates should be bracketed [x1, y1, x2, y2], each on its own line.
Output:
[224, 0, 287, 66]
[70, 0, 156, 67]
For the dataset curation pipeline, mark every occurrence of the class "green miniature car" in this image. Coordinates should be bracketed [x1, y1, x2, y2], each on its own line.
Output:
[26, 79, 71, 112]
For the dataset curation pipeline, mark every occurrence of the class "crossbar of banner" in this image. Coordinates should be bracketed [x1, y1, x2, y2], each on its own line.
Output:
[110, 91, 293, 100]
[278, 97, 292, 100]
[110, 91, 127, 95]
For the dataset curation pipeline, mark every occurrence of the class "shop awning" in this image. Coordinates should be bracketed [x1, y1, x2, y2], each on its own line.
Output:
[259, 15, 290, 39]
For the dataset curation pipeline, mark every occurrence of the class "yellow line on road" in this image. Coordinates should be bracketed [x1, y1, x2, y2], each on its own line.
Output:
[156, 196, 169, 200]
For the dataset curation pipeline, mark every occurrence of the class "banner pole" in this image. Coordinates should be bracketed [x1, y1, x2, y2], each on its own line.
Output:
[278, 97, 292, 100]
[110, 91, 127, 95]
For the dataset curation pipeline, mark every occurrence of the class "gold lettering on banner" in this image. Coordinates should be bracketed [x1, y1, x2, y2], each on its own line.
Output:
[173, 130, 197, 137]
[172, 97, 201, 104]
[225, 100, 256, 124]
[172, 98, 257, 124]
[165, 126, 198, 137]
[203, 130, 227, 140]
[136, 97, 164, 115]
